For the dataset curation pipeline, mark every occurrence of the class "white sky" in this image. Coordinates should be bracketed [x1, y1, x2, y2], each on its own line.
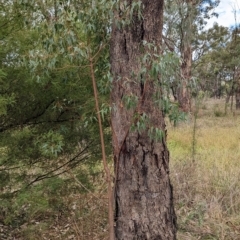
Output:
[206, 0, 240, 28]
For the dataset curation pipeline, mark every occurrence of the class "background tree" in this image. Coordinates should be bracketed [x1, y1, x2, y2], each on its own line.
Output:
[164, 0, 220, 112]
[193, 24, 230, 97]
[194, 23, 240, 111]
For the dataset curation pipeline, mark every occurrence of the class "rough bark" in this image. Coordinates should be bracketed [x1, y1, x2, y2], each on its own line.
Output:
[110, 0, 177, 239]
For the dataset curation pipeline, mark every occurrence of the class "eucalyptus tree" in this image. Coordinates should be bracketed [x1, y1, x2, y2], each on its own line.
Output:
[30, 1, 179, 238]
[0, 0, 113, 232]
[193, 24, 230, 97]
[111, 0, 177, 238]
[194, 24, 240, 111]
[164, 0, 220, 112]
[1, 0, 182, 238]
[229, 27, 240, 109]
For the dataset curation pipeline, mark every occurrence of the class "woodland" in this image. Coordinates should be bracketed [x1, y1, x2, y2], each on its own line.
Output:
[0, 0, 240, 239]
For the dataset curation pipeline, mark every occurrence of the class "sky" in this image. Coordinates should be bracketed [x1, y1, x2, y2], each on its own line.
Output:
[206, 0, 240, 28]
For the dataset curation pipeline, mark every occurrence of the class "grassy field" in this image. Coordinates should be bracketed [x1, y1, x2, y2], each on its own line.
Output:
[74, 97, 240, 240]
[168, 98, 240, 240]
[4, 98, 240, 239]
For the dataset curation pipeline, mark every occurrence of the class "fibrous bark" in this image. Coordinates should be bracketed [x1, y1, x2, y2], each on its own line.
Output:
[110, 1, 177, 239]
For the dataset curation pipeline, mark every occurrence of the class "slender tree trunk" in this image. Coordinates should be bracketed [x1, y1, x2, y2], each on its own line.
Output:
[178, 44, 192, 111]
[110, 1, 177, 239]
[235, 89, 240, 109]
[235, 68, 240, 110]
[177, 0, 193, 112]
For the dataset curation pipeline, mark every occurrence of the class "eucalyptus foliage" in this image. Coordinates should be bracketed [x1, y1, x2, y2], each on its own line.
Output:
[0, 0, 113, 231]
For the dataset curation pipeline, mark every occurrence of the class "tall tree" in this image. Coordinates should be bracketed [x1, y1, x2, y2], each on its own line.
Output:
[194, 24, 240, 111]
[230, 27, 240, 109]
[177, 0, 194, 112]
[193, 24, 230, 97]
[164, 0, 220, 112]
[110, 0, 177, 239]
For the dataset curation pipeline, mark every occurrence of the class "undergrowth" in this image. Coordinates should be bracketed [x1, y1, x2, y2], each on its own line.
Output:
[168, 98, 240, 240]
[1, 98, 240, 239]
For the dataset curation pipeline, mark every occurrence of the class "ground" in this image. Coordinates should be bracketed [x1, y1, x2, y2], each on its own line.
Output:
[1, 98, 240, 240]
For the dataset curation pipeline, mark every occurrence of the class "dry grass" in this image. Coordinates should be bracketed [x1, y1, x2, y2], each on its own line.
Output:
[168, 98, 240, 240]
[9, 98, 240, 239]
[11, 181, 109, 240]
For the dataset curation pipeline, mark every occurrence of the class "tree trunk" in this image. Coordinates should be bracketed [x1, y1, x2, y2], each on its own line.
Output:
[235, 90, 240, 109]
[178, 44, 192, 111]
[177, 0, 193, 112]
[235, 69, 240, 110]
[110, 1, 177, 239]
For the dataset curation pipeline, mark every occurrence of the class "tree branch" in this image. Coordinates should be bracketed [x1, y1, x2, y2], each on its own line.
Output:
[25, 143, 92, 188]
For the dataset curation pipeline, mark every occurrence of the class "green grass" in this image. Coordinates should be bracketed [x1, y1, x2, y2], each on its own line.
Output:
[168, 98, 240, 240]
[4, 98, 240, 239]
